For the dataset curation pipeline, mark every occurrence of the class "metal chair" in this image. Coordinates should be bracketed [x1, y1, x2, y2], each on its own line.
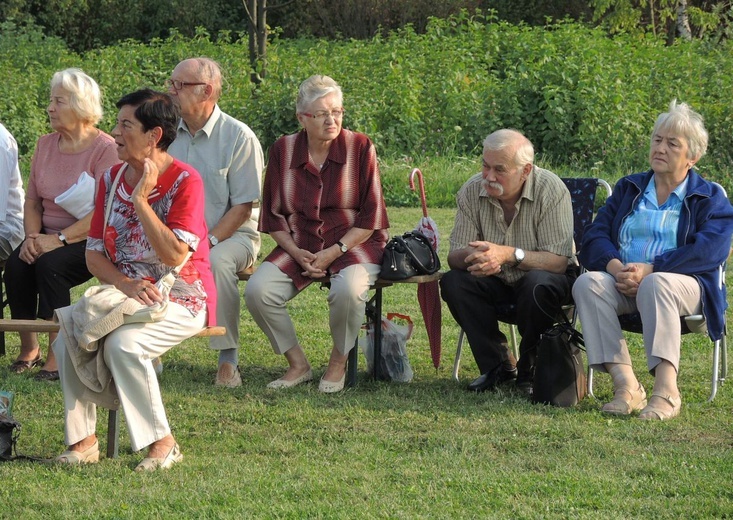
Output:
[586, 183, 730, 402]
[452, 177, 613, 381]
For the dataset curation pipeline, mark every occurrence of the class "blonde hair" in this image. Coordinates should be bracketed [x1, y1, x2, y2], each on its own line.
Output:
[50, 68, 104, 125]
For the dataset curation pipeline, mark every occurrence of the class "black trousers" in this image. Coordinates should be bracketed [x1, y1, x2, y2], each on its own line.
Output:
[440, 267, 576, 380]
[4, 240, 92, 320]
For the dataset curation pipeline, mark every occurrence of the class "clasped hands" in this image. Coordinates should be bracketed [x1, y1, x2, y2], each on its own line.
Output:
[464, 240, 514, 277]
[612, 262, 653, 297]
[295, 247, 339, 279]
[19, 233, 64, 264]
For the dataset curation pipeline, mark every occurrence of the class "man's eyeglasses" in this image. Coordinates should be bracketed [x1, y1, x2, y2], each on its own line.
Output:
[301, 109, 345, 120]
[165, 79, 207, 91]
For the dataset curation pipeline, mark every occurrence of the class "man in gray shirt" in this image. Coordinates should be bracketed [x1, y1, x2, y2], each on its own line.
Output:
[168, 57, 264, 387]
[440, 129, 576, 396]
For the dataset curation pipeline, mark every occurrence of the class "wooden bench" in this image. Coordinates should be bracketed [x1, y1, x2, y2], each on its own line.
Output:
[0, 319, 225, 459]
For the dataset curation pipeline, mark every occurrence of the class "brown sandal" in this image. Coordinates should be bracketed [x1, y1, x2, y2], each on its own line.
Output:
[9, 355, 43, 374]
[34, 370, 60, 381]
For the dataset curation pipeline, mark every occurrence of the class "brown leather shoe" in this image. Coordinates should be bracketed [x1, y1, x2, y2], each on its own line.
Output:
[215, 362, 242, 388]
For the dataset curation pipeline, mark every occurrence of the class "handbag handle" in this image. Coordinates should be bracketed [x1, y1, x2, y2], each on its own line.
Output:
[395, 232, 438, 275]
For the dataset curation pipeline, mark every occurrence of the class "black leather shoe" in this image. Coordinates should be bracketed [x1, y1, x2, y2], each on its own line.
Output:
[515, 380, 533, 398]
[467, 365, 518, 393]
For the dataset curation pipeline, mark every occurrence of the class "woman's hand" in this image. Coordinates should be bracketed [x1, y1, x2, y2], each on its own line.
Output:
[293, 248, 325, 278]
[18, 236, 41, 264]
[118, 278, 164, 306]
[131, 158, 159, 204]
[614, 263, 653, 297]
[32, 233, 65, 255]
[306, 247, 341, 278]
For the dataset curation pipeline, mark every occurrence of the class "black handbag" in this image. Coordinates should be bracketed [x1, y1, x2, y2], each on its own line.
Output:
[0, 414, 21, 461]
[532, 321, 587, 407]
[380, 231, 440, 280]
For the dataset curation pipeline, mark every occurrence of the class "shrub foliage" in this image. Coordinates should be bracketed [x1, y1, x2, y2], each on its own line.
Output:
[1, 12, 731, 199]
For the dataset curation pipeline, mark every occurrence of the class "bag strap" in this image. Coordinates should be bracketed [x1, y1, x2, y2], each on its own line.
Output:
[531, 285, 585, 349]
[397, 233, 438, 274]
[102, 163, 126, 259]
[102, 163, 190, 275]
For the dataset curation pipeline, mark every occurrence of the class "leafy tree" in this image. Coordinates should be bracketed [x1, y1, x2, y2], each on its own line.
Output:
[589, 0, 725, 41]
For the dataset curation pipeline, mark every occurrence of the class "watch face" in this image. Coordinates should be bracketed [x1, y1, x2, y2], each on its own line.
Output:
[209, 236, 218, 246]
[340, 244, 348, 253]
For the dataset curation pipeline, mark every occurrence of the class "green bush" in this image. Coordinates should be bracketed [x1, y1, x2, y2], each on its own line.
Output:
[1, 13, 731, 198]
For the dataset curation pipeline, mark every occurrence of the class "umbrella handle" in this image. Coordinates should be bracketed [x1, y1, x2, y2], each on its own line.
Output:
[409, 168, 429, 218]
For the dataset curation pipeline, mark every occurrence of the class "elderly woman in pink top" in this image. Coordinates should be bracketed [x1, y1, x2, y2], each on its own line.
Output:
[5, 68, 119, 380]
[246, 75, 389, 393]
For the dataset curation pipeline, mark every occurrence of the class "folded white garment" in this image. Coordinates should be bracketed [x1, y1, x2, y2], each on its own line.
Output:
[54, 171, 96, 219]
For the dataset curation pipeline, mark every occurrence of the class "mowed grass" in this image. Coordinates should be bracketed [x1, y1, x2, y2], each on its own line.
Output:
[1, 205, 732, 519]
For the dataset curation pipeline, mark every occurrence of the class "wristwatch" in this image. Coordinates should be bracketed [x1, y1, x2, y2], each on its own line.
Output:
[57, 232, 69, 246]
[514, 247, 525, 266]
[336, 240, 348, 253]
[208, 234, 219, 247]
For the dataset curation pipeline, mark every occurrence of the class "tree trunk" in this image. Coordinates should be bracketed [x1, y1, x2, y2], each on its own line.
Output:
[676, 0, 692, 40]
[243, 0, 266, 84]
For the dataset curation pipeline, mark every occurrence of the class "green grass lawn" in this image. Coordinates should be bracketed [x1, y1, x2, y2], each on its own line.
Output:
[1, 207, 732, 519]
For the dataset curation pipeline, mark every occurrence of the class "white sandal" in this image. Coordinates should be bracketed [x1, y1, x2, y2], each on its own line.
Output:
[135, 443, 182, 472]
[55, 440, 100, 464]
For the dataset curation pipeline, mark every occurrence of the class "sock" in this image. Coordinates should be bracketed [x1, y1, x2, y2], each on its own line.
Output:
[218, 348, 238, 368]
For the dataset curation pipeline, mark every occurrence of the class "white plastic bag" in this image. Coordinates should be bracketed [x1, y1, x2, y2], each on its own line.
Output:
[359, 313, 414, 382]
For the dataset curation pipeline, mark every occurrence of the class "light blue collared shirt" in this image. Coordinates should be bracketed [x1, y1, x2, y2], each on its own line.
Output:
[619, 175, 688, 264]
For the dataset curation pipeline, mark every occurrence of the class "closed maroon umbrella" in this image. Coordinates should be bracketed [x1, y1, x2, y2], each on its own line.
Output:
[409, 168, 442, 369]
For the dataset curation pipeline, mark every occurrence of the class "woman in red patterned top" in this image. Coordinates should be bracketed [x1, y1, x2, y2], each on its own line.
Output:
[54, 90, 216, 470]
[246, 75, 389, 393]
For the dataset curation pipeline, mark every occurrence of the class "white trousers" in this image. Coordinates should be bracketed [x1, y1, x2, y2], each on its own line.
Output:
[55, 302, 206, 452]
[245, 261, 381, 355]
[209, 231, 257, 352]
[573, 271, 702, 374]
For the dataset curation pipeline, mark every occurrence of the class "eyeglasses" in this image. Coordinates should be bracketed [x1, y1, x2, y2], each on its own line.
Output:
[301, 109, 345, 120]
[165, 79, 207, 91]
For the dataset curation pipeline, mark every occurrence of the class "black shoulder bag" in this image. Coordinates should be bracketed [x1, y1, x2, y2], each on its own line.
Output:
[380, 231, 440, 281]
[0, 414, 21, 461]
[530, 287, 587, 407]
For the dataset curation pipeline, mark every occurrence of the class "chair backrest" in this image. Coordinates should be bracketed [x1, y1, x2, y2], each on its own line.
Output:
[561, 177, 613, 251]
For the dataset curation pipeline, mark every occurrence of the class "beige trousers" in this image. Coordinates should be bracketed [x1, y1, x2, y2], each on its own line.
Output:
[209, 231, 257, 352]
[245, 261, 381, 355]
[55, 302, 206, 452]
[573, 271, 702, 374]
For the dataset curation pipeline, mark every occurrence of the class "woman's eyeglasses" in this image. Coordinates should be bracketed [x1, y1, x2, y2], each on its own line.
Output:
[301, 109, 345, 120]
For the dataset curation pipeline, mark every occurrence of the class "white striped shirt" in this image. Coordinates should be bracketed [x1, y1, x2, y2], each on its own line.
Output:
[0, 123, 25, 252]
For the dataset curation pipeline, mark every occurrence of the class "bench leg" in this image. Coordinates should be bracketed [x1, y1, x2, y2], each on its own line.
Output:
[346, 342, 358, 387]
[107, 409, 119, 459]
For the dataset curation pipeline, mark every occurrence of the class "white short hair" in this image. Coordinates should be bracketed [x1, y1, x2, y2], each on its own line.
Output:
[652, 100, 708, 160]
[296, 75, 343, 113]
[50, 68, 104, 125]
